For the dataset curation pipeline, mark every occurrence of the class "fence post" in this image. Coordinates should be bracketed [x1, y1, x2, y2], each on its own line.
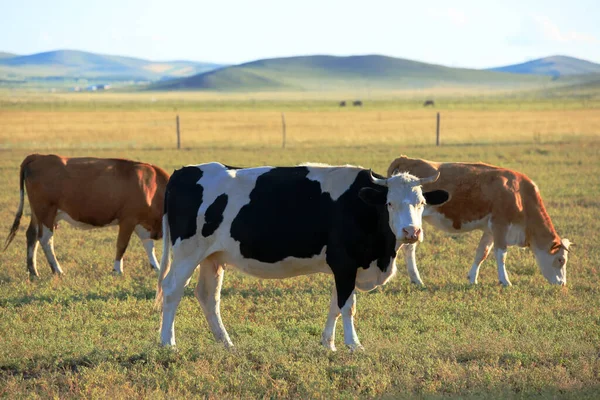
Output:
[436, 112, 440, 146]
[281, 112, 286, 149]
[176, 115, 181, 149]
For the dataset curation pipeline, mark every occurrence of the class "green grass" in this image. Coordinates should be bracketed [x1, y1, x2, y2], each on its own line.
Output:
[0, 96, 599, 398]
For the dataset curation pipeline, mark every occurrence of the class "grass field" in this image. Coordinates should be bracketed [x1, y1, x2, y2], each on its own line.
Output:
[0, 92, 599, 398]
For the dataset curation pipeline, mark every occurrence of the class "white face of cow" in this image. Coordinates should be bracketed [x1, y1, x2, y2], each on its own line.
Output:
[385, 174, 428, 243]
[360, 171, 449, 245]
[535, 238, 571, 285]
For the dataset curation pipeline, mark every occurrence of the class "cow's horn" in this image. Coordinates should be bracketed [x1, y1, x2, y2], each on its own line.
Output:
[417, 171, 440, 186]
[561, 239, 574, 253]
[369, 169, 388, 187]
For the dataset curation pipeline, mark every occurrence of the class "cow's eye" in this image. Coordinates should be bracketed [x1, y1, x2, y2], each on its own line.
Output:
[386, 202, 392, 207]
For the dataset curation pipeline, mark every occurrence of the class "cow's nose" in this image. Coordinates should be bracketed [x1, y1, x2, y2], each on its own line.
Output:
[402, 227, 421, 241]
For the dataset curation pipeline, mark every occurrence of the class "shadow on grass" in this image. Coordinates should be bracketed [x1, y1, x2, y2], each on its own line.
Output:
[0, 281, 156, 308]
[3, 349, 600, 399]
[0, 280, 330, 308]
[0, 348, 180, 380]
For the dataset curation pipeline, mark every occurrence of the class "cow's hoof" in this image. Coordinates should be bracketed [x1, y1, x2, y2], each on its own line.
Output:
[321, 338, 337, 351]
[347, 343, 364, 353]
[160, 344, 178, 352]
[499, 281, 512, 287]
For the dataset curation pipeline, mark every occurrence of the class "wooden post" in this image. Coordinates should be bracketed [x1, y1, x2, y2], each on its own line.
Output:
[176, 115, 181, 149]
[436, 112, 440, 146]
[281, 112, 286, 149]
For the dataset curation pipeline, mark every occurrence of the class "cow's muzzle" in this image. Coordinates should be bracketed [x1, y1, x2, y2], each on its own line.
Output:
[402, 227, 421, 243]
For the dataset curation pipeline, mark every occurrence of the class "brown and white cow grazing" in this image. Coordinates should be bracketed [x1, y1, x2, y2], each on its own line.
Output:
[3, 154, 170, 277]
[387, 156, 571, 286]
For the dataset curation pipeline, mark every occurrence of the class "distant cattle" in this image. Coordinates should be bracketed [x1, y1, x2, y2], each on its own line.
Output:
[339, 101, 346, 107]
[423, 100, 435, 107]
[4, 154, 170, 277]
[387, 156, 571, 286]
[353, 100, 363, 107]
[155, 162, 449, 350]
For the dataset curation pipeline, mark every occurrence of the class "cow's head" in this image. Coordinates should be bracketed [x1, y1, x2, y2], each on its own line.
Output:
[535, 238, 572, 285]
[359, 171, 450, 244]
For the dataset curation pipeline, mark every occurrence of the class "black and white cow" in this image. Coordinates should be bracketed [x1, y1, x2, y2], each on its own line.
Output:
[155, 163, 449, 351]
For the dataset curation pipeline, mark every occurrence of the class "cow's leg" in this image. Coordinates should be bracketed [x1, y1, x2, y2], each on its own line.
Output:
[39, 224, 64, 275]
[468, 232, 494, 284]
[495, 248, 511, 286]
[25, 217, 40, 278]
[402, 243, 424, 286]
[321, 285, 341, 351]
[340, 290, 361, 351]
[134, 225, 159, 271]
[160, 256, 199, 347]
[492, 225, 511, 286]
[331, 266, 362, 351]
[114, 221, 136, 274]
[194, 257, 233, 347]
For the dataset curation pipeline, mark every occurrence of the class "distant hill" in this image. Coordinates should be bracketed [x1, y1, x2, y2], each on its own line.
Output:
[0, 52, 17, 60]
[0, 49, 224, 84]
[152, 54, 551, 92]
[488, 56, 600, 77]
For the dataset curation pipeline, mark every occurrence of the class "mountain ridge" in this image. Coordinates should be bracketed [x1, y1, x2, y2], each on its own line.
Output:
[0, 49, 224, 82]
[487, 55, 600, 77]
[151, 54, 552, 92]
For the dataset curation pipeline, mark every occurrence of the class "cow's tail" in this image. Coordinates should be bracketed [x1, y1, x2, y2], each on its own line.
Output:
[3, 156, 33, 251]
[154, 212, 171, 311]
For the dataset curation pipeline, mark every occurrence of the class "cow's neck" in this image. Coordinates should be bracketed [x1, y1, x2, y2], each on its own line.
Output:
[525, 189, 561, 253]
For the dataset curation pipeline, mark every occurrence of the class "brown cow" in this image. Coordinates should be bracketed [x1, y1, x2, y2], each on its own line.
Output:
[387, 156, 571, 286]
[3, 154, 170, 277]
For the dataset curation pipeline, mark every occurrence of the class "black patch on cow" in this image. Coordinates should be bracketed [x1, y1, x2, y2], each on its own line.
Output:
[358, 187, 387, 206]
[229, 167, 397, 309]
[165, 167, 204, 245]
[202, 194, 228, 237]
[327, 170, 396, 308]
[231, 167, 332, 262]
[331, 170, 396, 273]
[424, 190, 450, 206]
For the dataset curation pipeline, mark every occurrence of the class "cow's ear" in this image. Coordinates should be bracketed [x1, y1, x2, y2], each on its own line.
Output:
[423, 190, 450, 206]
[359, 187, 387, 205]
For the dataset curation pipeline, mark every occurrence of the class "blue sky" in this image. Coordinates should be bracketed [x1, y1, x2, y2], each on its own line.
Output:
[0, 0, 598, 68]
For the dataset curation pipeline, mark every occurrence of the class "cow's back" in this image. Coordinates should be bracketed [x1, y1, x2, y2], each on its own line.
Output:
[388, 156, 525, 230]
[24, 155, 167, 234]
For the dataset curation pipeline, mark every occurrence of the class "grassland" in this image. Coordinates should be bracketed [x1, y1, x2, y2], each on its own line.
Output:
[0, 91, 599, 398]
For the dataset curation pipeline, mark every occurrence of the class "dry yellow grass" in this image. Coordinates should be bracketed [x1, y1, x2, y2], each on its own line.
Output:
[1, 109, 599, 150]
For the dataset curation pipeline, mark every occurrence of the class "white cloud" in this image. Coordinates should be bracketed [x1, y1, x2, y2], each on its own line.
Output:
[533, 15, 597, 44]
[40, 31, 52, 43]
[447, 8, 467, 26]
[425, 7, 468, 27]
